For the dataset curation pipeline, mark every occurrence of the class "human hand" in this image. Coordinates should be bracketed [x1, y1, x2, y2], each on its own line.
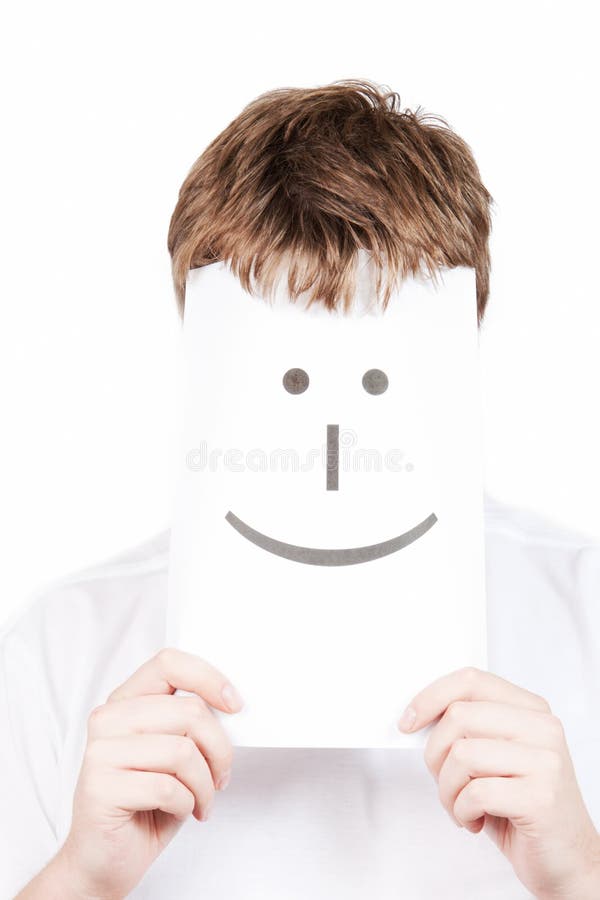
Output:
[39, 648, 243, 900]
[397, 667, 600, 900]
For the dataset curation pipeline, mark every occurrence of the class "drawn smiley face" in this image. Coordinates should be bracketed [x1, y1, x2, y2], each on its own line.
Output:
[225, 367, 437, 566]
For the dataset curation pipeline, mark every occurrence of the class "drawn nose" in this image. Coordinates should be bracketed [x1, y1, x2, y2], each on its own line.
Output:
[327, 424, 339, 491]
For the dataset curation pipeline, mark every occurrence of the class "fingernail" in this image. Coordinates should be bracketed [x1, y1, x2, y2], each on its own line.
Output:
[222, 683, 244, 712]
[397, 705, 417, 732]
[217, 770, 231, 791]
[200, 799, 213, 821]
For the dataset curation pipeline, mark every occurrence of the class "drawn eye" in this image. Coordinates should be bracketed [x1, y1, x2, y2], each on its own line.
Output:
[283, 367, 309, 394]
[362, 368, 388, 395]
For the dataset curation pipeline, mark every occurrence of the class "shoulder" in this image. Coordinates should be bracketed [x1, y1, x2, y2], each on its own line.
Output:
[1, 530, 170, 642]
[483, 491, 600, 563]
[482, 491, 600, 610]
[483, 491, 599, 553]
[0, 532, 170, 704]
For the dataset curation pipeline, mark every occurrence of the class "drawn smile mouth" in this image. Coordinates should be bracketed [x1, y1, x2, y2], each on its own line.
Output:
[224, 510, 438, 566]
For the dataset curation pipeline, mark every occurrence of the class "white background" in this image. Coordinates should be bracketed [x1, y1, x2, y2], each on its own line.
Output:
[1, 0, 598, 626]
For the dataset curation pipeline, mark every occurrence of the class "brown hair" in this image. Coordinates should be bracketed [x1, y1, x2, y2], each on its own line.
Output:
[168, 79, 493, 323]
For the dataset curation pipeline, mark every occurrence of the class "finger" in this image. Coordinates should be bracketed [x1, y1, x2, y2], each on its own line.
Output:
[438, 738, 551, 826]
[423, 700, 565, 778]
[453, 775, 532, 831]
[87, 694, 234, 790]
[106, 647, 244, 714]
[97, 768, 196, 821]
[398, 667, 551, 733]
[88, 733, 215, 820]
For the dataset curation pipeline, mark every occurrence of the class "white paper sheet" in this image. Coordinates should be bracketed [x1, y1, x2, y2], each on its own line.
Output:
[167, 254, 487, 748]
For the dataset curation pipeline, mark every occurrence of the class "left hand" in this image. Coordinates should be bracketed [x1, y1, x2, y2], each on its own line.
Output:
[397, 666, 600, 899]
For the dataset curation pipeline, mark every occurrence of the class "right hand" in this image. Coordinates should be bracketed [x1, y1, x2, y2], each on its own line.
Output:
[48, 647, 244, 899]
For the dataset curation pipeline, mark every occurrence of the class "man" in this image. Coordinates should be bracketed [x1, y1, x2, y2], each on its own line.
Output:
[3, 79, 600, 899]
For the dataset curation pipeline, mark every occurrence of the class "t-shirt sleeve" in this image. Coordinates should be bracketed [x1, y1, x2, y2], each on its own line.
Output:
[0, 627, 62, 897]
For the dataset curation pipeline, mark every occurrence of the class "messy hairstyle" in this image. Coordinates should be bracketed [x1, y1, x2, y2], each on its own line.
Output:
[168, 79, 493, 323]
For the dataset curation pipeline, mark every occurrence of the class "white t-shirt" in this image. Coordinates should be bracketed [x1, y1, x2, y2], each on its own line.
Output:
[1, 492, 599, 899]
